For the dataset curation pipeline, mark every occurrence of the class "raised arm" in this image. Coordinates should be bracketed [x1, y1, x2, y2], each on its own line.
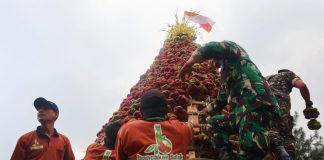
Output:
[294, 79, 312, 107]
[178, 49, 203, 81]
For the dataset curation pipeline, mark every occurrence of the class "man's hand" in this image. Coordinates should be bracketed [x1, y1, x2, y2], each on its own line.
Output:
[198, 108, 209, 124]
[178, 63, 192, 81]
[177, 49, 203, 81]
[306, 100, 313, 108]
[303, 106, 320, 119]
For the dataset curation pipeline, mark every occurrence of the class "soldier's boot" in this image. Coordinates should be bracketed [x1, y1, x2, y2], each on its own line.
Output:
[217, 144, 232, 160]
[271, 141, 291, 160]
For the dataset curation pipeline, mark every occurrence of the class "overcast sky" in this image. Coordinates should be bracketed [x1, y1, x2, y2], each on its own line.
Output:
[1, 0, 323, 159]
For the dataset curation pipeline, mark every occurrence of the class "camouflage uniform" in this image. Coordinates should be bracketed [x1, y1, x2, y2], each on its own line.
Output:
[197, 41, 282, 159]
[266, 71, 301, 159]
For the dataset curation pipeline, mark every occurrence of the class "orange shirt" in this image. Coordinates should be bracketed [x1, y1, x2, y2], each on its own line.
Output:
[83, 143, 116, 160]
[11, 126, 75, 160]
[116, 119, 193, 160]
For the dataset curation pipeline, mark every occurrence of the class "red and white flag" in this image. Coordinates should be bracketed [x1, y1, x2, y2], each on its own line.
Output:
[184, 11, 215, 32]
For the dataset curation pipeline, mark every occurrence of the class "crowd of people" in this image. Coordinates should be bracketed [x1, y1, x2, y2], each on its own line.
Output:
[10, 40, 316, 160]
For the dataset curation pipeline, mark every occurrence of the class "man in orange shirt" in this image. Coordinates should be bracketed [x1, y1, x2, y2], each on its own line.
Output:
[83, 121, 122, 160]
[11, 97, 75, 160]
[116, 89, 193, 160]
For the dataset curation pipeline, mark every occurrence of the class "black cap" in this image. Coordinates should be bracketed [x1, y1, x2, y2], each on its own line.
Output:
[140, 89, 166, 110]
[34, 97, 59, 113]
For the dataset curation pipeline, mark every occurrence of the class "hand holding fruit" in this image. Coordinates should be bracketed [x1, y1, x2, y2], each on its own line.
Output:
[303, 101, 319, 119]
[303, 100, 321, 130]
[178, 49, 203, 81]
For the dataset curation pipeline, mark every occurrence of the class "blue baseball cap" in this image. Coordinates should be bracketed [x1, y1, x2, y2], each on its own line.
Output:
[34, 97, 59, 113]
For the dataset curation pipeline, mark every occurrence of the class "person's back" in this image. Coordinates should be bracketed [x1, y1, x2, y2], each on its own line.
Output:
[115, 89, 193, 160]
[84, 121, 122, 160]
[117, 119, 192, 160]
[199, 40, 280, 115]
[266, 70, 300, 101]
[84, 143, 115, 160]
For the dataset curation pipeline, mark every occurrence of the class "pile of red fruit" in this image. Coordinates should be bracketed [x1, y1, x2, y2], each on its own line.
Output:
[95, 35, 221, 158]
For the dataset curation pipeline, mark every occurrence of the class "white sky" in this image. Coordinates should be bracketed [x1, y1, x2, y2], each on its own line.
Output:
[1, 0, 323, 159]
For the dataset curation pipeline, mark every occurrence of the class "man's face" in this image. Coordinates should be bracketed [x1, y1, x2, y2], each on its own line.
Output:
[37, 106, 58, 123]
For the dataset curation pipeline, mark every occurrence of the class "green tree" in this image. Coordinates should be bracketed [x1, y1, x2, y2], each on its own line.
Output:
[293, 112, 324, 160]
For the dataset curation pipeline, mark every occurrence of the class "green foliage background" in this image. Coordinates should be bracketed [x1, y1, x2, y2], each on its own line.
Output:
[293, 112, 324, 160]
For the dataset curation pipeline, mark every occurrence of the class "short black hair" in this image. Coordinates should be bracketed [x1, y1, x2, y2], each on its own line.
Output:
[278, 69, 293, 73]
[104, 121, 122, 149]
[140, 89, 167, 118]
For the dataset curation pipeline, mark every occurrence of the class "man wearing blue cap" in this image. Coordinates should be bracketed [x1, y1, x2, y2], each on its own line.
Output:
[11, 97, 75, 160]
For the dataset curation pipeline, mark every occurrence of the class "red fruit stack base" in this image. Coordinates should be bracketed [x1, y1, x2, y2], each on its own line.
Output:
[95, 17, 220, 159]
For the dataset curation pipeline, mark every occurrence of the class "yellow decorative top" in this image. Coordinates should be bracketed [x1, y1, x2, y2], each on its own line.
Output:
[166, 15, 197, 42]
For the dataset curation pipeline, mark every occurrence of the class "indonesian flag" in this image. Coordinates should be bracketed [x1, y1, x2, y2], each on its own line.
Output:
[184, 11, 215, 32]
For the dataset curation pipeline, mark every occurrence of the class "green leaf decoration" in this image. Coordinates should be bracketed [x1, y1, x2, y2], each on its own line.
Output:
[144, 144, 158, 154]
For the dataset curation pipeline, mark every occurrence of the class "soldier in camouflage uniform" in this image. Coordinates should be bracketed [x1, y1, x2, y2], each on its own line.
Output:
[266, 69, 313, 159]
[179, 40, 291, 160]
